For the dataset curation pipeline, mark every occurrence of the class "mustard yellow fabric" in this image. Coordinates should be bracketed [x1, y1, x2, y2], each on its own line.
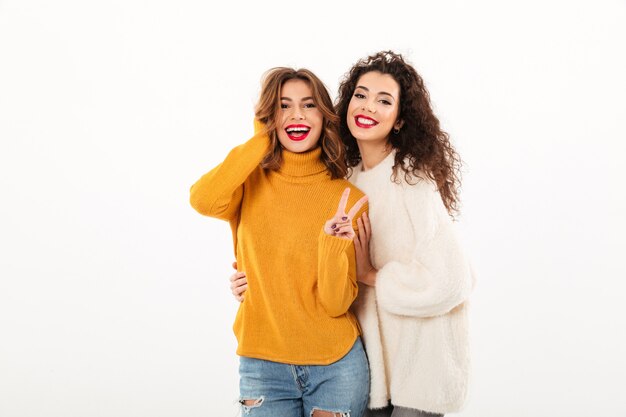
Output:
[190, 130, 367, 365]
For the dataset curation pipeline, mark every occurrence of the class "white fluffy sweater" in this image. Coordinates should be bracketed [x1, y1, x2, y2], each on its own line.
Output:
[349, 150, 475, 414]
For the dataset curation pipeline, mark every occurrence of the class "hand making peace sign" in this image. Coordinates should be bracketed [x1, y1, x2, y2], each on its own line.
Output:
[323, 187, 369, 240]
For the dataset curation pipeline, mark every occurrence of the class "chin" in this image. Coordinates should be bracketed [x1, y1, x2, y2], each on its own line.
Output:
[352, 132, 373, 142]
[283, 142, 313, 153]
[354, 131, 385, 142]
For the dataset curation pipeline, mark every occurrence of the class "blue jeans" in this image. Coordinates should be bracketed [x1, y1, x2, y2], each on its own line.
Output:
[239, 337, 370, 417]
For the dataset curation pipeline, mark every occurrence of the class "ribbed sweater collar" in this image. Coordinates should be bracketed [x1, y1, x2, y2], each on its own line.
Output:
[278, 146, 328, 179]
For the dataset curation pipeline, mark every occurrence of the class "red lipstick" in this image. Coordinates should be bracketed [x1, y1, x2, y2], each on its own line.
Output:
[354, 115, 379, 128]
[285, 124, 311, 141]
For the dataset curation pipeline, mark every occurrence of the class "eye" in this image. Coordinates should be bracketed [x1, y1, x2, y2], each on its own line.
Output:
[304, 103, 316, 108]
[380, 99, 392, 106]
[280, 103, 289, 109]
[354, 93, 365, 99]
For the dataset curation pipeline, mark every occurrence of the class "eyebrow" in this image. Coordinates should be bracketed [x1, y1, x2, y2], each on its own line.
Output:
[280, 96, 314, 101]
[355, 85, 395, 99]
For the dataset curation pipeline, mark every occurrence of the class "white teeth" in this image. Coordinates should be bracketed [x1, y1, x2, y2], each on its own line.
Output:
[286, 127, 310, 133]
[357, 117, 376, 125]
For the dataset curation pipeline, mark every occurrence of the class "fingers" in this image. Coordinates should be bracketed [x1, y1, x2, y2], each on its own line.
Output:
[355, 229, 366, 253]
[325, 188, 367, 239]
[357, 214, 371, 243]
[362, 212, 371, 241]
[357, 219, 370, 251]
[229, 271, 246, 282]
[230, 274, 248, 303]
[230, 276, 247, 289]
[230, 279, 248, 296]
[331, 221, 351, 230]
[234, 289, 245, 302]
[336, 187, 351, 216]
[347, 195, 368, 219]
[334, 224, 354, 237]
[357, 217, 365, 244]
[354, 233, 365, 265]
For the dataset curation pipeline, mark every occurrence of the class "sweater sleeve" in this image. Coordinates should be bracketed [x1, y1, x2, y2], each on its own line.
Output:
[375, 179, 474, 318]
[317, 230, 359, 318]
[189, 124, 270, 222]
[316, 199, 368, 318]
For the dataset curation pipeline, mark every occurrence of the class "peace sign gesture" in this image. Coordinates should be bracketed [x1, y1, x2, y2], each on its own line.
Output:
[323, 188, 368, 240]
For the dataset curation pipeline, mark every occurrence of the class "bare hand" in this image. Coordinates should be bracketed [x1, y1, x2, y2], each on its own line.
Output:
[354, 213, 377, 286]
[229, 261, 247, 302]
[323, 188, 368, 240]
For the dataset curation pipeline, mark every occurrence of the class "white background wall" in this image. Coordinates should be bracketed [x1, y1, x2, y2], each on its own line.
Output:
[1, 1, 625, 416]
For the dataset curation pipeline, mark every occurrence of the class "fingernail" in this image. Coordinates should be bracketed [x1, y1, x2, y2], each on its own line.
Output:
[331, 224, 336, 229]
[342, 216, 348, 221]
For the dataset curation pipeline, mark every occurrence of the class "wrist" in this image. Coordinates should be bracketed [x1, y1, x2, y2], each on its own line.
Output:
[362, 267, 377, 286]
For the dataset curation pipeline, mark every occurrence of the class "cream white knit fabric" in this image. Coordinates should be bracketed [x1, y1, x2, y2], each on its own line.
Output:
[349, 150, 475, 414]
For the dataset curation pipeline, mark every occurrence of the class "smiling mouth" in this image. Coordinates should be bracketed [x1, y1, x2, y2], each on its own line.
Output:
[285, 125, 311, 141]
[354, 115, 379, 128]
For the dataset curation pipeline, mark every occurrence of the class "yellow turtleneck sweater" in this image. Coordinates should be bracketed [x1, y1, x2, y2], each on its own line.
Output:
[190, 131, 367, 365]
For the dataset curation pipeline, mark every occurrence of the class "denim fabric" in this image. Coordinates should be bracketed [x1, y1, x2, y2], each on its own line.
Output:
[239, 337, 370, 417]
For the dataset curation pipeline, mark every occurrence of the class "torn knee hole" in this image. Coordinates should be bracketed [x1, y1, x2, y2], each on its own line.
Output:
[239, 396, 264, 410]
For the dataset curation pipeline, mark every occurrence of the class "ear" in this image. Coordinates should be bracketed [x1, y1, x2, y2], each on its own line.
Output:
[394, 119, 405, 130]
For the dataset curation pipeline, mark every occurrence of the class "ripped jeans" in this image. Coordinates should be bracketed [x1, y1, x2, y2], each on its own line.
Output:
[238, 337, 370, 417]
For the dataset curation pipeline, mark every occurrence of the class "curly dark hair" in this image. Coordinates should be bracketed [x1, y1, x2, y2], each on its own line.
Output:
[336, 51, 462, 216]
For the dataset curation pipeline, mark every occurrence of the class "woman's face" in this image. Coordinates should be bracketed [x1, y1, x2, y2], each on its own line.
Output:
[275, 79, 323, 153]
[347, 71, 403, 145]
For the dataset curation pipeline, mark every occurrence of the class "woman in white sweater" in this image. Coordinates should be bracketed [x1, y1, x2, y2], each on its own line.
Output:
[335, 51, 474, 417]
[229, 51, 474, 417]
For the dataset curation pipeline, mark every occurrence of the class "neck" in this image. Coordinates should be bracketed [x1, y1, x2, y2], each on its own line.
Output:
[356, 139, 392, 171]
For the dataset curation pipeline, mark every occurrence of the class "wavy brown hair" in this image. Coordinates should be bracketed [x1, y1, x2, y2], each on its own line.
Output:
[336, 51, 462, 216]
[255, 67, 347, 179]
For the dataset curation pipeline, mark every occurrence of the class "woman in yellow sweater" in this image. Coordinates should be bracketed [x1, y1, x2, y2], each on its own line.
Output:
[190, 68, 369, 417]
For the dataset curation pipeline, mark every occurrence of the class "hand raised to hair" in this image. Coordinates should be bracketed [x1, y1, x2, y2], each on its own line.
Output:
[323, 187, 368, 240]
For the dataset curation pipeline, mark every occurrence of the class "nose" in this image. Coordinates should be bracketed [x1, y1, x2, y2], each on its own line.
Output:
[362, 99, 376, 114]
[291, 107, 305, 120]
